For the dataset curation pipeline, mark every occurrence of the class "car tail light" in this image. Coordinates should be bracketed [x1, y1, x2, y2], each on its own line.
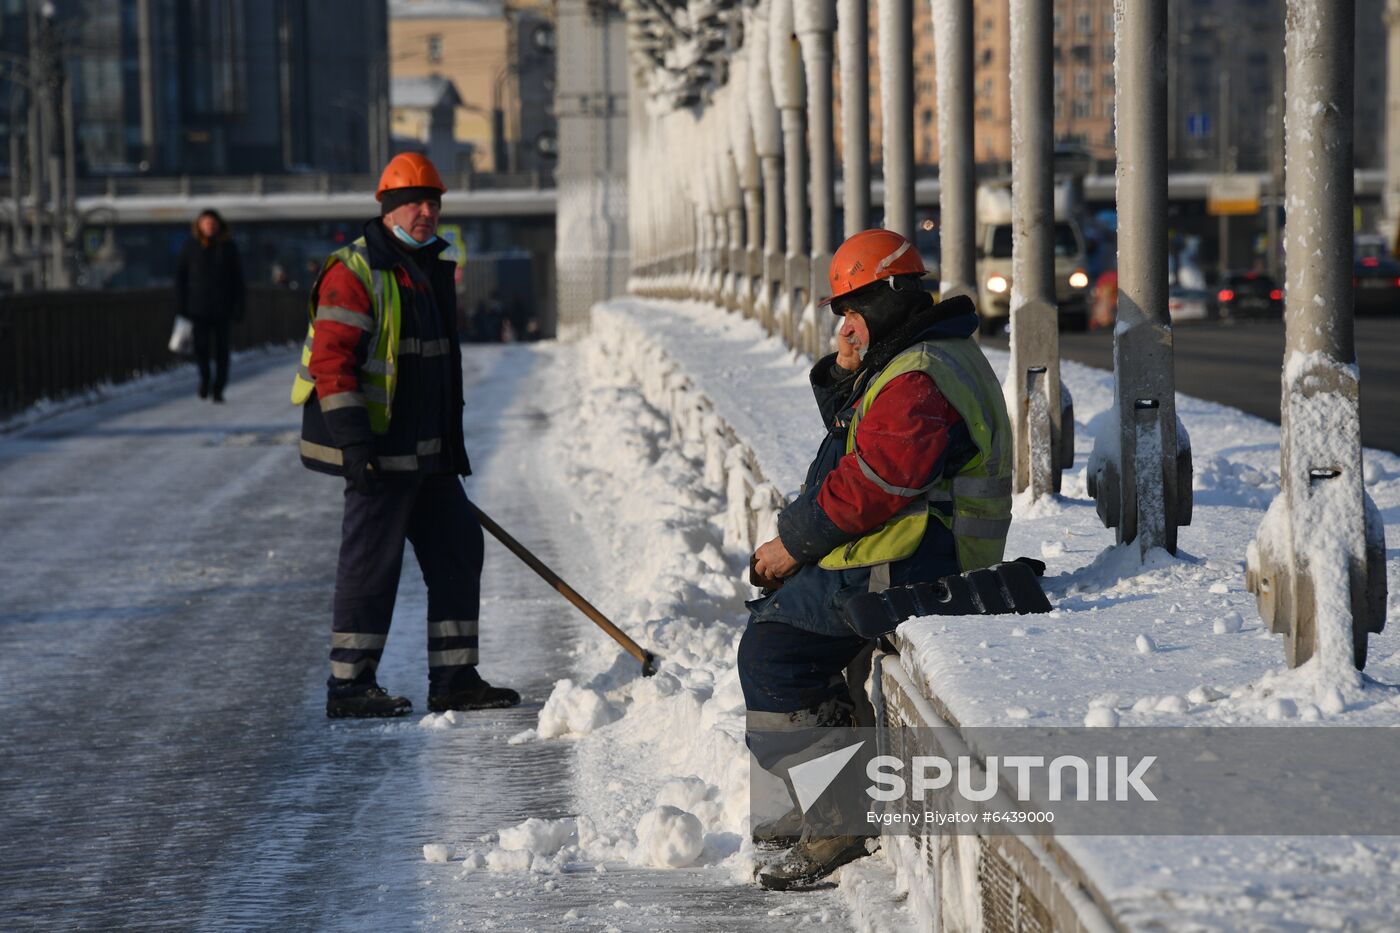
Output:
[1394, 278, 1400, 287]
[1270, 289, 1283, 301]
[1362, 257, 1380, 268]
[1218, 289, 1235, 302]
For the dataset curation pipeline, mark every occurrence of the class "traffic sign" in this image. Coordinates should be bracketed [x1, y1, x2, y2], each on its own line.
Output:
[1208, 175, 1261, 216]
[1186, 112, 1211, 139]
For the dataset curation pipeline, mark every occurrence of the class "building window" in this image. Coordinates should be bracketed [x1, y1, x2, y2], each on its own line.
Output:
[1073, 99, 1091, 119]
[1053, 71, 1064, 92]
[1052, 12, 1063, 34]
[1075, 10, 1092, 35]
[427, 34, 443, 64]
[1075, 70, 1091, 94]
[1103, 41, 1114, 62]
[1103, 70, 1114, 89]
[1103, 99, 1115, 120]
[1104, 11, 1115, 35]
[1054, 100, 1064, 120]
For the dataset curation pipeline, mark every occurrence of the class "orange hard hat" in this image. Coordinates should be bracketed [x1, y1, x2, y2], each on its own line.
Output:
[375, 152, 447, 201]
[822, 228, 927, 308]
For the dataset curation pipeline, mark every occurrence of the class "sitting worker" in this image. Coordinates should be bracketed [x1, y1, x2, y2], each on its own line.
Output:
[739, 228, 1012, 890]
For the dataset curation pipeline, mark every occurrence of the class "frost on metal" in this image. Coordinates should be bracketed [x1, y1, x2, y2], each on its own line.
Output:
[767, 0, 803, 109]
[745, 2, 782, 157]
[1247, 0, 1386, 677]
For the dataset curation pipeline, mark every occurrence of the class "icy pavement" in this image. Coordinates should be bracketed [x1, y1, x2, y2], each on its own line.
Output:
[0, 346, 854, 931]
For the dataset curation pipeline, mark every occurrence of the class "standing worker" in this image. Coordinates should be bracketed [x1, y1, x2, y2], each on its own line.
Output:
[740, 230, 1012, 889]
[291, 153, 520, 719]
[175, 209, 245, 402]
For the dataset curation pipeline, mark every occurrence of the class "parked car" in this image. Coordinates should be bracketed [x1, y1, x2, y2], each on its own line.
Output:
[1087, 271, 1212, 328]
[1217, 271, 1283, 320]
[1168, 285, 1213, 323]
[1353, 254, 1400, 314]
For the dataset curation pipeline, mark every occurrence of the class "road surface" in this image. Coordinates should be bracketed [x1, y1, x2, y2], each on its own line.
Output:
[988, 316, 1400, 454]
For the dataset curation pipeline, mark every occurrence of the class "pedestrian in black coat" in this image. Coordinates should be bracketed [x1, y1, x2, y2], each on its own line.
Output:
[175, 209, 245, 402]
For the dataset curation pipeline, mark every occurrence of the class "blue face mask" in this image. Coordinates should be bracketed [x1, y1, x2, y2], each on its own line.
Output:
[391, 224, 438, 248]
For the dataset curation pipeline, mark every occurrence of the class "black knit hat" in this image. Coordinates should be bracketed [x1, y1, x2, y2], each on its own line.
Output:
[842, 274, 928, 345]
[379, 185, 443, 215]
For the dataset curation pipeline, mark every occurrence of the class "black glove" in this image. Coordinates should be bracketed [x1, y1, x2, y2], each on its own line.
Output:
[749, 553, 787, 592]
[342, 443, 382, 496]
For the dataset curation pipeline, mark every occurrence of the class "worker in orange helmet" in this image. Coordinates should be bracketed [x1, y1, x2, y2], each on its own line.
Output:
[291, 152, 520, 718]
[740, 229, 1012, 890]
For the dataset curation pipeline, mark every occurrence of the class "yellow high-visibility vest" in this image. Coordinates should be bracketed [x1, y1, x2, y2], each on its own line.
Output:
[819, 338, 1013, 573]
[289, 238, 403, 434]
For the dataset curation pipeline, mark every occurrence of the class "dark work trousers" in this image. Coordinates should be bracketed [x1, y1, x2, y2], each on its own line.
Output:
[191, 319, 231, 395]
[738, 618, 870, 771]
[327, 473, 485, 697]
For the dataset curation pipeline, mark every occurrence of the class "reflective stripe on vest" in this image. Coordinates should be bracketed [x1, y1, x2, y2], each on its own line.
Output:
[818, 337, 1013, 573]
[289, 239, 403, 434]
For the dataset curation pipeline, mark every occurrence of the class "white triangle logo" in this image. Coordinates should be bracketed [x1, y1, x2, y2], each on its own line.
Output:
[789, 741, 866, 814]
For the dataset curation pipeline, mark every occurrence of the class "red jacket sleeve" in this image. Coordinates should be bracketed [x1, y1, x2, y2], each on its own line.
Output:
[309, 261, 372, 402]
[308, 261, 375, 449]
[815, 371, 964, 535]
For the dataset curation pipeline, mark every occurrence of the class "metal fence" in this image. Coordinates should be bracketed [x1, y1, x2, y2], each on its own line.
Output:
[73, 170, 554, 199]
[0, 286, 307, 421]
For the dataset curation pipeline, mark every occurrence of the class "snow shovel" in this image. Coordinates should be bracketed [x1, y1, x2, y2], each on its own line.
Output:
[467, 501, 661, 677]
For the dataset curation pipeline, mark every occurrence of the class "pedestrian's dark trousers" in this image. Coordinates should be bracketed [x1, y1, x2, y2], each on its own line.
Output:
[191, 319, 231, 394]
[328, 473, 484, 696]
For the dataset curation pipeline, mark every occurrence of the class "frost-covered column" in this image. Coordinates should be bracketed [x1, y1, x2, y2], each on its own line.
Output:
[1088, 0, 1189, 555]
[708, 138, 729, 304]
[689, 123, 711, 301]
[933, 0, 975, 302]
[771, 0, 810, 349]
[838, 0, 870, 236]
[720, 96, 746, 313]
[1004, 0, 1063, 500]
[796, 0, 837, 358]
[1384, 0, 1400, 241]
[1247, 0, 1388, 673]
[748, 3, 785, 333]
[729, 49, 763, 319]
[877, 0, 913, 237]
[680, 113, 701, 296]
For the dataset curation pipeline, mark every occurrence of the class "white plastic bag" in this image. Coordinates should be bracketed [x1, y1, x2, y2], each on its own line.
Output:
[168, 316, 193, 355]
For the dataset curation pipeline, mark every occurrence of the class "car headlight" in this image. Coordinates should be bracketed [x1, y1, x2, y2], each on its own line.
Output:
[986, 273, 1009, 295]
[1068, 270, 1089, 289]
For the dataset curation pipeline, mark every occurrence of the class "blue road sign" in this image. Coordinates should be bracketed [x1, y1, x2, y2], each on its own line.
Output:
[1186, 112, 1211, 138]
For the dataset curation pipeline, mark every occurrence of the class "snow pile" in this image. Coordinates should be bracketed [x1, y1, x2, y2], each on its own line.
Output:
[633, 805, 705, 868]
[422, 843, 453, 863]
[428, 817, 585, 875]
[536, 679, 622, 739]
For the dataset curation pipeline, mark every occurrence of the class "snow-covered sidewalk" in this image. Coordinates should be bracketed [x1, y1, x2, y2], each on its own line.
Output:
[522, 296, 1400, 931]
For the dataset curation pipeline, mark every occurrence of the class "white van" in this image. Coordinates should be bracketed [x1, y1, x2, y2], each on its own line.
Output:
[974, 184, 1091, 333]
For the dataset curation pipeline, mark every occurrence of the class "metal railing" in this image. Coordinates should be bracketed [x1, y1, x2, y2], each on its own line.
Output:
[0, 286, 307, 421]
[620, 0, 1385, 672]
[73, 170, 555, 200]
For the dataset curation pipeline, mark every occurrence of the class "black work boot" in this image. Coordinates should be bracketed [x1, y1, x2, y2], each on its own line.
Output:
[758, 831, 876, 891]
[326, 685, 412, 719]
[428, 680, 521, 712]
